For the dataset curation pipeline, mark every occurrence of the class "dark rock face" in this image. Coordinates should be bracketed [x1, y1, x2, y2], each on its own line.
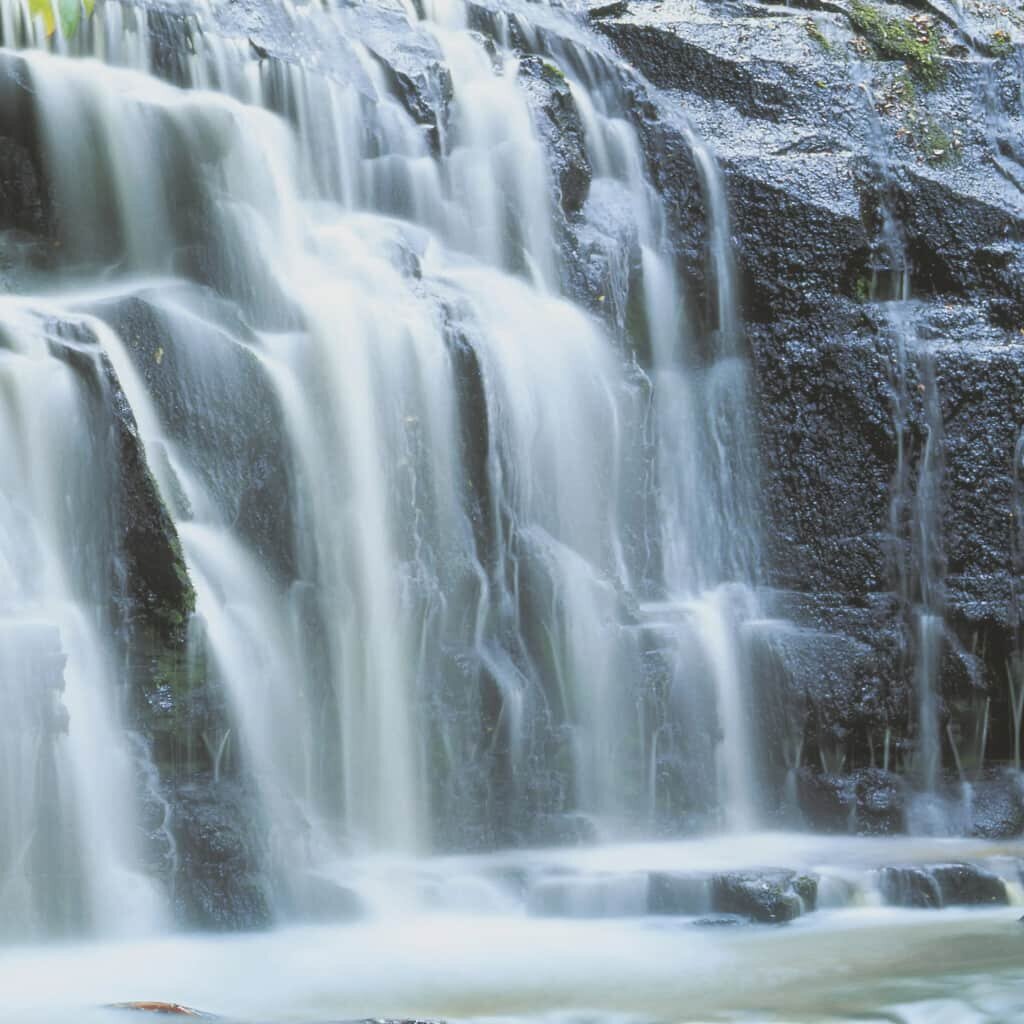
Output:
[519, 55, 592, 216]
[169, 779, 272, 929]
[87, 292, 297, 585]
[797, 768, 907, 834]
[930, 863, 1009, 906]
[47, 318, 269, 928]
[46, 319, 195, 651]
[968, 774, 1024, 839]
[594, 0, 1024, 815]
[879, 865, 943, 908]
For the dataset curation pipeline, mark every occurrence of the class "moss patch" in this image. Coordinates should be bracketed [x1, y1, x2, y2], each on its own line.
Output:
[989, 29, 1014, 58]
[541, 59, 567, 83]
[805, 18, 834, 53]
[915, 117, 957, 164]
[849, 1, 946, 87]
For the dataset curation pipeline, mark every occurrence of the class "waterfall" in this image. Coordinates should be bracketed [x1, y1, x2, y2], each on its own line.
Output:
[0, 0, 765, 930]
[0, 303, 167, 937]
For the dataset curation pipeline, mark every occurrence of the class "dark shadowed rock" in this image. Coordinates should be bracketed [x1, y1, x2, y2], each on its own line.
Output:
[519, 54, 592, 215]
[879, 865, 943, 907]
[170, 778, 272, 930]
[931, 863, 1009, 906]
[798, 768, 907, 835]
[85, 290, 297, 585]
[881, 862, 1008, 907]
[593, 0, 1024, 804]
[711, 869, 817, 923]
[968, 774, 1024, 839]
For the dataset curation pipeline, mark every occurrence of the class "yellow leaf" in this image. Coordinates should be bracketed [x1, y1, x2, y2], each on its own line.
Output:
[154, 347, 164, 365]
[27, 0, 55, 36]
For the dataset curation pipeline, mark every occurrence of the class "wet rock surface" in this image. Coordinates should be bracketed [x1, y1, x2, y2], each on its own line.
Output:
[880, 861, 1009, 906]
[594, 0, 1024, 817]
[169, 778, 272, 930]
[711, 869, 818, 923]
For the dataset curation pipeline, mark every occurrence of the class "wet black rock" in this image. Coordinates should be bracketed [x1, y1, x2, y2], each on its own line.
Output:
[45, 319, 195, 650]
[0, 54, 52, 246]
[710, 869, 817, 923]
[880, 862, 1009, 907]
[519, 54, 592, 215]
[170, 778, 272, 930]
[87, 291, 297, 586]
[968, 774, 1024, 839]
[931, 863, 1009, 906]
[593, 0, 1024, 802]
[798, 767, 907, 835]
[879, 865, 943, 908]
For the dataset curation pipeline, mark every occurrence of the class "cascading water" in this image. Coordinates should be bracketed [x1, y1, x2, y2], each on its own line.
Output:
[0, 1, 1022, 1021]
[0, 0, 768, 927]
[0, 302, 166, 938]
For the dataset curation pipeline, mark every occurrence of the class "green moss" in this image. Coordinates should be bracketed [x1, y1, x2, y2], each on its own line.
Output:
[541, 60, 566, 83]
[915, 117, 956, 164]
[892, 70, 917, 106]
[805, 18, 833, 52]
[990, 29, 1014, 58]
[854, 273, 872, 302]
[849, 0, 945, 88]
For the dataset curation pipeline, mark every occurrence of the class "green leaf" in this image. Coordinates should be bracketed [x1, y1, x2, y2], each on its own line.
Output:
[58, 0, 80, 38]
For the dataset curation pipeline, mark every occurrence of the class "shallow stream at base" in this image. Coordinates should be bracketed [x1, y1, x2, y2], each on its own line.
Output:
[1, 834, 1021, 1024]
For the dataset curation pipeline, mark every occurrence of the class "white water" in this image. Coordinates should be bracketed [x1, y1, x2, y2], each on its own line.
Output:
[0, 5, 1020, 1022]
[1, 834, 1024, 1022]
[0, 0, 775, 907]
[0, 303, 166, 937]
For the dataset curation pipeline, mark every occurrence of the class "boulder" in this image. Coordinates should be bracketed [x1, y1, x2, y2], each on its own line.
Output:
[931, 863, 1009, 906]
[710, 869, 817, 923]
[880, 861, 1009, 907]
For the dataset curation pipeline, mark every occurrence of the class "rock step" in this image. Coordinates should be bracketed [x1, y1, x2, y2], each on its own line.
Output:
[524, 861, 1013, 923]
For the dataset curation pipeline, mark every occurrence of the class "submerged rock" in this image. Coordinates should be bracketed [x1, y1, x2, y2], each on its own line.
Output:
[647, 872, 713, 915]
[109, 1005, 212, 1017]
[879, 865, 943, 908]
